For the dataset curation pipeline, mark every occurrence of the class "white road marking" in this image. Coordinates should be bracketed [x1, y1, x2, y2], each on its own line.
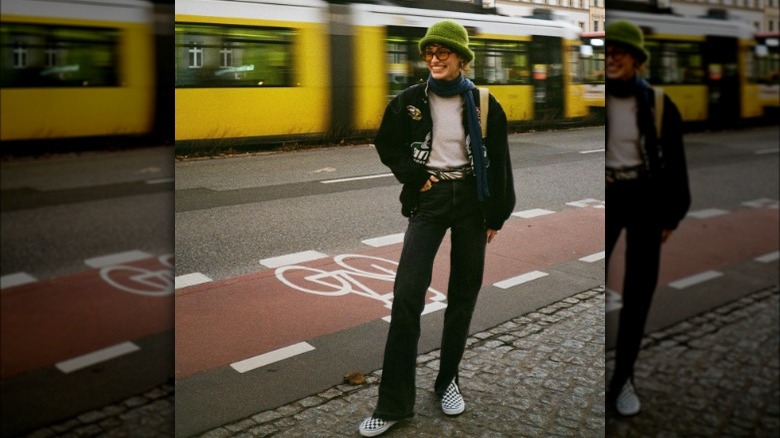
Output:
[362, 233, 405, 247]
[512, 208, 555, 219]
[742, 198, 779, 209]
[382, 301, 447, 323]
[1, 272, 38, 289]
[313, 167, 336, 173]
[56, 342, 140, 374]
[686, 209, 730, 219]
[566, 199, 605, 209]
[85, 250, 152, 268]
[175, 273, 213, 289]
[321, 173, 394, 184]
[668, 270, 724, 290]
[580, 148, 605, 154]
[755, 148, 779, 155]
[260, 250, 328, 268]
[145, 177, 174, 184]
[494, 271, 549, 289]
[579, 251, 605, 263]
[230, 342, 315, 373]
[755, 251, 780, 263]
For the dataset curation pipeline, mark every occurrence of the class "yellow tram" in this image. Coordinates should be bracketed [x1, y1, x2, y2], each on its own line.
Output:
[0, 0, 156, 141]
[174, 0, 590, 146]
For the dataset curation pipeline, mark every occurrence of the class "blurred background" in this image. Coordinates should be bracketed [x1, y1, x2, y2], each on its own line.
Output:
[1, 0, 174, 436]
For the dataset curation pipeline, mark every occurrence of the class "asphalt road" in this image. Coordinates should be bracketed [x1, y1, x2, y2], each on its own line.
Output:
[174, 127, 605, 281]
[1, 146, 175, 437]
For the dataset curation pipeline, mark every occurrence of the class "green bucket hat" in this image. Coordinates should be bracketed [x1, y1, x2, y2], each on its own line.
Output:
[418, 20, 475, 63]
[605, 20, 650, 63]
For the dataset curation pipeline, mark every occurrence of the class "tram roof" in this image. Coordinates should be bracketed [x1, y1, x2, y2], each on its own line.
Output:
[1, 0, 153, 22]
[175, 0, 328, 23]
[607, 9, 755, 40]
[350, 2, 581, 39]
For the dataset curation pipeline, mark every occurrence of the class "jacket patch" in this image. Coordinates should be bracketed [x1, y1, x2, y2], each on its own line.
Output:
[411, 132, 431, 164]
[406, 105, 422, 121]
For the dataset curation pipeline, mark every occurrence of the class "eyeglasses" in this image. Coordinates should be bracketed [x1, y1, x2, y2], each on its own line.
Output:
[421, 48, 453, 61]
[606, 45, 628, 60]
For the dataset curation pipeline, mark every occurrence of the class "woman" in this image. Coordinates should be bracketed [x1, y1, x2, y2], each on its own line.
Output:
[358, 19, 516, 437]
[604, 20, 691, 416]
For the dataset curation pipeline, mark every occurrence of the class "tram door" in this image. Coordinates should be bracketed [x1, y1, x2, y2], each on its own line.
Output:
[530, 35, 564, 122]
[329, 3, 355, 137]
[703, 35, 740, 128]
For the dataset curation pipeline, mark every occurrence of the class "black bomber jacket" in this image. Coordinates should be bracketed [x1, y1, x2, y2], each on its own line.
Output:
[373, 82, 516, 231]
[606, 76, 691, 230]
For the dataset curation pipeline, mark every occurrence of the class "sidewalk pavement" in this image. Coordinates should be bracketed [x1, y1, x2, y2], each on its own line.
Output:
[606, 285, 780, 437]
[19, 285, 779, 437]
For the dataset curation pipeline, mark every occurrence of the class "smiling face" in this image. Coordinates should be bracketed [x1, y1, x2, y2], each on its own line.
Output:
[605, 43, 639, 81]
[422, 44, 463, 82]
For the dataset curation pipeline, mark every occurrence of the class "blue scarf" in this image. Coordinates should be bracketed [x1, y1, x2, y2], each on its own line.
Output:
[427, 73, 490, 201]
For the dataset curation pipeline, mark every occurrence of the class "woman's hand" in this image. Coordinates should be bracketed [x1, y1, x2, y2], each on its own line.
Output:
[487, 229, 499, 244]
[420, 175, 439, 192]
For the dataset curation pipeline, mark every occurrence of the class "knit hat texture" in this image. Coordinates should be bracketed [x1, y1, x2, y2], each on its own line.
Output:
[606, 20, 650, 63]
[418, 20, 474, 63]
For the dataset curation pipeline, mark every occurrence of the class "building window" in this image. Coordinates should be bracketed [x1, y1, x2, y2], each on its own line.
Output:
[12, 44, 27, 69]
[45, 46, 57, 67]
[594, 21, 599, 32]
[219, 45, 232, 68]
[188, 44, 203, 68]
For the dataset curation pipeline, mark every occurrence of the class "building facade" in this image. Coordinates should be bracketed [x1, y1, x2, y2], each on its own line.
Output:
[482, 0, 776, 32]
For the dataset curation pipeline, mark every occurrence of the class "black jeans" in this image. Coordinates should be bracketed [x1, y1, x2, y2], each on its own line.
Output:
[373, 177, 487, 421]
[606, 178, 663, 395]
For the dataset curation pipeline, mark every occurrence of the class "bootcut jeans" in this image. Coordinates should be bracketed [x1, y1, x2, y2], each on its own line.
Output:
[373, 177, 487, 421]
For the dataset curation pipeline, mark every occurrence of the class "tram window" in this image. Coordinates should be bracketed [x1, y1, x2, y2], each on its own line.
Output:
[0, 23, 118, 88]
[471, 40, 531, 85]
[578, 42, 604, 84]
[754, 43, 780, 84]
[175, 23, 294, 88]
[385, 35, 428, 98]
[644, 40, 704, 85]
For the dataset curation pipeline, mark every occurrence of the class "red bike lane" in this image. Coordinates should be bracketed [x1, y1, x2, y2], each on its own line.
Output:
[0, 255, 173, 380]
[174, 206, 606, 380]
[607, 206, 780, 293]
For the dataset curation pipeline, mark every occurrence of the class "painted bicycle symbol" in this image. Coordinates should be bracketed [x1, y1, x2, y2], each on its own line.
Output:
[275, 254, 446, 309]
[100, 254, 174, 297]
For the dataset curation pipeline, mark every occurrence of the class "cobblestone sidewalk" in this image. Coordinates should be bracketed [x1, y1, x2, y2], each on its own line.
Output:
[23, 383, 174, 438]
[606, 286, 780, 437]
[195, 287, 607, 438]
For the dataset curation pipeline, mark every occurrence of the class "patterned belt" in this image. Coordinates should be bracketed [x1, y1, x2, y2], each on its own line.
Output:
[606, 165, 646, 181]
[427, 166, 474, 180]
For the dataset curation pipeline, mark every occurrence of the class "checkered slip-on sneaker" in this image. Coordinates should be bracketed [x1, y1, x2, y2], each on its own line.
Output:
[358, 416, 398, 437]
[441, 380, 465, 415]
[616, 380, 641, 416]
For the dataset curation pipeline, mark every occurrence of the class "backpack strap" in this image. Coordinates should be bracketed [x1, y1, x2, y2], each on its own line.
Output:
[477, 87, 489, 139]
[652, 86, 664, 139]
